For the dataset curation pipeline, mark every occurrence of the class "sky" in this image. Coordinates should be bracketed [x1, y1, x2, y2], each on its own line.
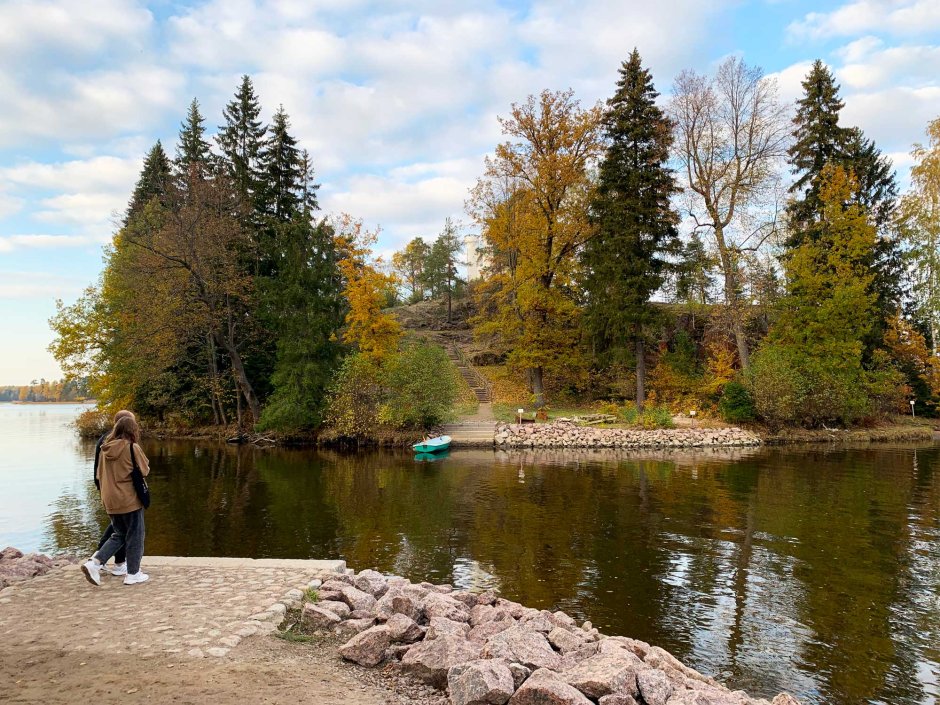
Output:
[1, 0, 939, 385]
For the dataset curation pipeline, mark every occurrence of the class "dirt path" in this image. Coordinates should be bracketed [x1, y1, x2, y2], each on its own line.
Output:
[0, 558, 437, 704]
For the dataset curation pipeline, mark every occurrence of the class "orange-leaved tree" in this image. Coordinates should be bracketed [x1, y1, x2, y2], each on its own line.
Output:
[334, 215, 402, 363]
[467, 89, 603, 407]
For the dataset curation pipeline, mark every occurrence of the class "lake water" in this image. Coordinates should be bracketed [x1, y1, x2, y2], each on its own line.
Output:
[1, 402, 938, 705]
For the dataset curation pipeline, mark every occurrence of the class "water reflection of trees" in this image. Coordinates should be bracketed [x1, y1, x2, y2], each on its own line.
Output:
[38, 441, 940, 705]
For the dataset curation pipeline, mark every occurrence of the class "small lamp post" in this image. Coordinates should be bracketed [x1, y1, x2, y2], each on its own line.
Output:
[689, 409, 697, 428]
[517, 408, 524, 424]
[910, 400, 916, 418]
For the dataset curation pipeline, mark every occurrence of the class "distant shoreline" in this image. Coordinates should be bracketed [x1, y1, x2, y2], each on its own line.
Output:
[0, 400, 96, 405]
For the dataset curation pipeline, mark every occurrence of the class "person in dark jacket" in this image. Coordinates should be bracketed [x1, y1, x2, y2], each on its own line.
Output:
[90, 410, 134, 576]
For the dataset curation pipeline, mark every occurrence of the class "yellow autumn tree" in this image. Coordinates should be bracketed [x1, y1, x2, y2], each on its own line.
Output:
[467, 89, 603, 407]
[334, 215, 402, 363]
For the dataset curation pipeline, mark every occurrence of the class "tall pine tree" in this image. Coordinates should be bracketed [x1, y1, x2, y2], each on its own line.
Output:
[582, 49, 679, 410]
[126, 140, 171, 223]
[258, 105, 303, 222]
[216, 75, 266, 209]
[175, 98, 213, 177]
[787, 60, 902, 341]
[787, 60, 847, 234]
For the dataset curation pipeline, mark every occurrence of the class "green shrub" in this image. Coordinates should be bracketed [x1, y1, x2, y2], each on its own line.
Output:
[75, 409, 111, 438]
[745, 346, 806, 429]
[379, 343, 458, 429]
[324, 354, 384, 438]
[640, 405, 675, 429]
[718, 381, 755, 423]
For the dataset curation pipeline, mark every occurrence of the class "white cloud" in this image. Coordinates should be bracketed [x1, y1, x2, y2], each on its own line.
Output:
[0, 65, 186, 148]
[789, 0, 940, 39]
[0, 0, 152, 61]
[1, 156, 142, 193]
[0, 271, 85, 300]
[0, 234, 105, 253]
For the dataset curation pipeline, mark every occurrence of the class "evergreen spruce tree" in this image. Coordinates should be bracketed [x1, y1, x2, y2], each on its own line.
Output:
[787, 60, 847, 235]
[582, 49, 679, 410]
[126, 140, 171, 222]
[423, 218, 464, 321]
[258, 218, 346, 431]
[787, 60, 902, 337]
[216, 75, 266, 208]
[175, 98, 213, 176]
[258, 105, 303, 222]
[297, 148, 320, 218]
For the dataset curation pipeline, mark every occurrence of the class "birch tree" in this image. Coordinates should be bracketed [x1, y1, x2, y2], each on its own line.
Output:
[669, 57, 788, 368]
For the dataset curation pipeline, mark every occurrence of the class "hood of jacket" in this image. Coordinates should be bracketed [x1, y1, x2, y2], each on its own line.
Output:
[101, 438, 130, 462]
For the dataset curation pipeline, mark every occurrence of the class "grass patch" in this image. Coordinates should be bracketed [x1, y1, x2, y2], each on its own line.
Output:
[274, 630, 317, 643]
[304, 587, 319, 603]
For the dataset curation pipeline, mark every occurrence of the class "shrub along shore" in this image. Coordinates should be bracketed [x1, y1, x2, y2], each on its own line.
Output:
[295, 565, 802, 705]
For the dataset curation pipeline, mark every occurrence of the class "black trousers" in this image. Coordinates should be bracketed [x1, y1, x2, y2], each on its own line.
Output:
[96, 523, 126, 564]
[95, 509, 145, 574]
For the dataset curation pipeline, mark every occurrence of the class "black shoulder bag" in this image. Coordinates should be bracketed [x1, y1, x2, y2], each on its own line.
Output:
[129, 444, 151, 509]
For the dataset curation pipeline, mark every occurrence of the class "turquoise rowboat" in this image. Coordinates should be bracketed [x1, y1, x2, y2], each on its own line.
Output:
[412, 435, 451, 453]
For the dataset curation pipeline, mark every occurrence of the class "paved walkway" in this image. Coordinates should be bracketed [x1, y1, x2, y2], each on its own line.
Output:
[0, 556, 344, 660]
[0, 556, 437, 704]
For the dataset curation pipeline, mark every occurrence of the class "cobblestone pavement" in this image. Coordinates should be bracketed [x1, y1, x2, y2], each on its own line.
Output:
[0, 557, 340, 660]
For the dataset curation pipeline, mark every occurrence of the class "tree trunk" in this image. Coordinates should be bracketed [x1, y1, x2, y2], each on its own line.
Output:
[206, 334, 226, 426]
[447, 274, 452, 323]
[530, 366, 546, 408]
[714, 225, 750, 368]
[214, 330, 261, 424]
[635, 337, 646, 412]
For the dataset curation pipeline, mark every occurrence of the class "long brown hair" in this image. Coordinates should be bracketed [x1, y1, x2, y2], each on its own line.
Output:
[107, 415, 140, 445]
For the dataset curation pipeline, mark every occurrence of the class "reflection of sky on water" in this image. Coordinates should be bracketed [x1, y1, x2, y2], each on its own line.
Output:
[2, 405, 940, 705]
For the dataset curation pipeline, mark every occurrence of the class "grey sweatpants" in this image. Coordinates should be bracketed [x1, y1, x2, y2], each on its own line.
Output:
[95, 509, 145, 574]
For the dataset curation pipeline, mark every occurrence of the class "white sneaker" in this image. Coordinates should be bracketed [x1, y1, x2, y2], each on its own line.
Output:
[123, 571, 150, 585]
[81, 559, 101, 586]
[106, 562, 128, 577]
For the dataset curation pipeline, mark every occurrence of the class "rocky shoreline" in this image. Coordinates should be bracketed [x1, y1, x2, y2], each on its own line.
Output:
[301, 566, 800, 705]
[494, 422, 761, 450]
[0, 547, 78, 590]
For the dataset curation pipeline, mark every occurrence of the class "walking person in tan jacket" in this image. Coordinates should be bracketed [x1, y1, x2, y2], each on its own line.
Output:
[81, 415, 151, 586]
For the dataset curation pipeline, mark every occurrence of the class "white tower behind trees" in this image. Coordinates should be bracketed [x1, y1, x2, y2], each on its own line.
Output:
[464, 233, 487, 281]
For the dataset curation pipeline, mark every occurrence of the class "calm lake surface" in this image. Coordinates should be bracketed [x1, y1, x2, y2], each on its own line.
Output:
[2, 403, 939, 704]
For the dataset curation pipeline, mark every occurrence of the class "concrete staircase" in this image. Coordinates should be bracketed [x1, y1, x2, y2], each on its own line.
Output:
[447, 346, 492, 403]
[439, 418, 497, 446]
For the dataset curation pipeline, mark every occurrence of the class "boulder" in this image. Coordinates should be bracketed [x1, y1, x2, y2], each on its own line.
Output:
[508, 668, 593, 705]
[400, 634, 483, 688]
[560, 643, 600, 670]
[520, 611, 555, 634]
[509, 663, 531, 690]
[471, 604, 497, 626]
[548, 627, 585, 654]
[353, 569, 389, 598]
[301, 603, 342, 630]
[468, 617, 514, 643]
[391, 594, 423, 622]
[551, 611, 578, 630]
[423, 592, 470, 622]
[316, 600, 351, 619]
[476, 590, 498, 606]
[339, 625, 391, 667]
[772, 695, 801, 705]
[604, 636, 650, 660]
[349, 609, 375, 620]
[1, 547, 24, 560]
[482, 626, 563, 671]
[386, 613, 424, 644]
[447, 659, 516, 705]
[452, 591, 479, 608]
[385, 644, 412, 662]
[374, 587, 404, 620]
[338, 585, 378, 613]
[598, 695, 639, 705]
[644, 647, 718, 688]
[334, 617, 376, 639]
[495, 598, 526, 619]
[637, 668, 674, 705]
[427, 616, 471, 640]
[562, 652, 642, 700]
